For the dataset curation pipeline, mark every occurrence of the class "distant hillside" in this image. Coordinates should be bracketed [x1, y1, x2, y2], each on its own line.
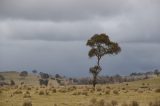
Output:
[0, 71, 59, 86]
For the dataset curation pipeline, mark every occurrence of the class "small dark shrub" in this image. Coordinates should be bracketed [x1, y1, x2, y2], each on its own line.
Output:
[0, 90, 2, 94]
[10, 80, 15, 86]
[155, 88, 160, 93]
[22, 100, 32, 106]
[105, 89, 110, 94]
[39, 90, 45, 95]
[52, 89, 56, 93]
[97, 99, 105, 106]
[149, 100, 160, 106]
[130, 101, 139, 106]
[113, 90, 119, 95]
[13, 89, 22, 94]
[111, 100, 118, 106]
[90, 98, 97, 104]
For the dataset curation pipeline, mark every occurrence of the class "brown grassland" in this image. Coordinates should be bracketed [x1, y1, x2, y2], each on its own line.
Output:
[0, 72, 160, 106]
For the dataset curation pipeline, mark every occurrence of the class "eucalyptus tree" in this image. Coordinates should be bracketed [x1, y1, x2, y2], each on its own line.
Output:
[86, 33, 121, 88]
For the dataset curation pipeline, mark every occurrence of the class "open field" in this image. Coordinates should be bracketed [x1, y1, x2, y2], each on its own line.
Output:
[0, 72, 160, 106]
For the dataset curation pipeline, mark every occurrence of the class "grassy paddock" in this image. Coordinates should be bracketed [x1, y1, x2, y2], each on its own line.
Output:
[0, 76, 160, 106]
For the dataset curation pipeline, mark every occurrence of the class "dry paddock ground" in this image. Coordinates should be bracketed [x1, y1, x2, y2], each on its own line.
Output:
[0, 77, 160, 106]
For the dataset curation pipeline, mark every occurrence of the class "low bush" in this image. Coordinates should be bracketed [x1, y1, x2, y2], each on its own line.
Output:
[52, 89, 56, 93]
[22, 99, 32, 106]
[155, 88, 160, 93]
[90, 98, 97, 104]
[105, 89, 110, 94]
[111, 100, 118, 106]
[149, 100, 160, 106]
[13, 89, 23, 94]
[113, 90, 119, 95]
[129, 101, 139, 106]
[39, 90, 45, 95]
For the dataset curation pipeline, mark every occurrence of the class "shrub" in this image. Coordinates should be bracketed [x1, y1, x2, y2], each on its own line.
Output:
[22, 100, 32, 106]
[39, 90, 45, 95]
[10, 80, 15, 86]
[149, 100, 160, 106]
[13, 89, 23, 94]
[129, 101, 139, 106]
[23, 91, 31, 98]
[111, 100, 118, 106]
[52, 89, 56, 93]
[105, 89, 110, 94]
[155, 88, 160, 93]
[96, 87, 102, 92]
[97, 99, 105, 106]
[90, 98, 97, 104]
[113, 90, 119, 95]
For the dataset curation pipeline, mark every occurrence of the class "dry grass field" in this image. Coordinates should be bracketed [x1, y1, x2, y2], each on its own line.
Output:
[0, 72, 160, 106]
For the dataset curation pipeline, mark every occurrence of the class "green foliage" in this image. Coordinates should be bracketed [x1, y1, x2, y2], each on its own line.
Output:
[86, 33, 121, 58]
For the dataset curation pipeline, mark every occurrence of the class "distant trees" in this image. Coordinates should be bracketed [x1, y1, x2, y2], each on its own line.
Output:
[154, 69, 159, 76]
[19, 71, 28, 79]
[39, 72, 49, 86]
[0, 74, 5, 80]
[86, 33, 121, 89]
[32, 70, 37, 75]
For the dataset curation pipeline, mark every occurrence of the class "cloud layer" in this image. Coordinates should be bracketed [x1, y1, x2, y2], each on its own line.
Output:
[0, 0, 160, 76]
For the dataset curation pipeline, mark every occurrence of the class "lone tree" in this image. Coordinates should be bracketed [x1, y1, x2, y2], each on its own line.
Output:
[86, 33, 121, 88]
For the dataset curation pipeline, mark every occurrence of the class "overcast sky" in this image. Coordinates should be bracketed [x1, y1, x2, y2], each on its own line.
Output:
[0, 0, 160, 77]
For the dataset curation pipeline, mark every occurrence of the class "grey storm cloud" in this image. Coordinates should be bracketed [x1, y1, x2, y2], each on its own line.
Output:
[0, 0, 130, 21]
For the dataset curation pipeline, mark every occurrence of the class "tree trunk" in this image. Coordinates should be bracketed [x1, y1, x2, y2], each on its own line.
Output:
[93, 74, 97, 90]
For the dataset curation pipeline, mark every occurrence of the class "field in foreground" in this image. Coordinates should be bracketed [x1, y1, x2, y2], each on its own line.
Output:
[0, 73, 160, 106]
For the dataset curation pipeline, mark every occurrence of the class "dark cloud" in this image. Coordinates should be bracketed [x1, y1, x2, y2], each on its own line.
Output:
[0, 0, 129, 21]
